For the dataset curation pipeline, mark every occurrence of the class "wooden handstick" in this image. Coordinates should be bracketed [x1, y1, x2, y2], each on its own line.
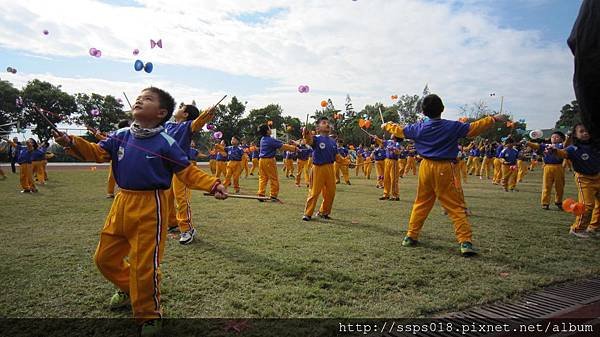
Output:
[203, 193, 271, 201]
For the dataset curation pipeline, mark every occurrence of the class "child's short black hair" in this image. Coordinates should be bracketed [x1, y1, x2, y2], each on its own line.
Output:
[143, 87, 175, 125]
[117, 119, 131, 129]
[183, 105, 200, 121]
[317, 116, 329, 124]
[552, 131, 565, 140]
[421, 94, 444, 118]
[29, 138, 38, 149]
[258, 124, 270, 137]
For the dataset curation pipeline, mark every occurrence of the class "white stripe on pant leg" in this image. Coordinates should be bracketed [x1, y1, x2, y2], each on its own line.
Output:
[576, 174, 586, 230]
[185, 187, 193, 230]
[153, 190, 162, 317]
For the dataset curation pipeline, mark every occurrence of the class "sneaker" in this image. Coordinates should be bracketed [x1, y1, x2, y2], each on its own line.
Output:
[379, 196, 389, 200]
[179, 228, 197, 245]
[168, 226, 180, 234]
[270, 196, 280, 202]
[250, 173, 254, 176]
[20, 189, 31, 193]
[586, 228, 599, 238]
[302, 215, 311, 221]
[569, 228, 589, 239]
[257, 195, 266, 202]
[109, 290, 130, 309]
[542, 205, 550, 210]
[140, 319, 162, 337]
[346, 182, 351, 185]
[401, 236, 418, 247]
[460, 242, 478, 257]
[295, 184, 301, 187]
[317, 213, 331, 220]
[106, 194, 114, 198]
[555, 202, 563, 211]
[31, 188, 38, 193]
[234, 189, 240, 194]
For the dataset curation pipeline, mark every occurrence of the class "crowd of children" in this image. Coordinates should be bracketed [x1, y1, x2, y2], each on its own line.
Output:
[2, 90, 598, 335]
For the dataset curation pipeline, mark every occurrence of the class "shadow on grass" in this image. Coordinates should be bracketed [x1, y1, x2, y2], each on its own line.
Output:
[196, 241, 356, 286]
[323, 217, 400, 236]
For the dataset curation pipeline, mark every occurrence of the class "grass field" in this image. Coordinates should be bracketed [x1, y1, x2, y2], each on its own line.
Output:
[0, 164, 598, 319]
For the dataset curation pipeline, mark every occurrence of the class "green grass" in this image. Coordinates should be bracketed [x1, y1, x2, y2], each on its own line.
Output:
[0, 165, 598, 319]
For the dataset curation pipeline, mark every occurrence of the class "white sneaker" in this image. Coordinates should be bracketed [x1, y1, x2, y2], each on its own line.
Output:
[569, 228, 590, 239]
[179, 228, 197, 245]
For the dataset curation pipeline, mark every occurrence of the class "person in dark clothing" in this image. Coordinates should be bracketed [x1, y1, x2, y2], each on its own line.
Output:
[8, 137, 18, 173]
[568, 0, 600, 148]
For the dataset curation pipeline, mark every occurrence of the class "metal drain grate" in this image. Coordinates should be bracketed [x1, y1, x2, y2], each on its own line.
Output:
[387, 278, 600, 337]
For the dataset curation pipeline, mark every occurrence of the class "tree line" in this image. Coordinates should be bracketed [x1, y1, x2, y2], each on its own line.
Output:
[1, 79, 581, 151]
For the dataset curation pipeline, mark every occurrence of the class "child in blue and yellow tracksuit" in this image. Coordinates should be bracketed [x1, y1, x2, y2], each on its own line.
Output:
[466, 142, 482, 176]
[335, 141, 351, 185]
[54, 87, 227, 333]
[551, 124, 599, 238]
[165, 104, 214, 244]
[516, 146, 530, 183]
[383, 94, 503, 256]
[296, 141, 312, 187]
[241, 143, 250, 178]
[284, 148, 296, 178]
[371, 143, 386, 188]
[529, 151, 539, 171]
[215, 140, 228, 180]
[404, 146, 417, 176]
[8, 138, 37, 193]
[480, 142, 495, 180]
[373, 135, 400, 200]
[257, 124, 297, 201]
[492, 143, 504, 184]
[302, 117, 345, 221]
[363, 148, 373, 179]
[249, 143, 259, 176]
[397, 147, 407, 178]
[208, 149, 217, 175]
[527, 131, 566, 210]
[224, 136, 244, 193]
[499, 140, 519, 191]
[355, 146, 364, 177]
[31, 141, 47, 185]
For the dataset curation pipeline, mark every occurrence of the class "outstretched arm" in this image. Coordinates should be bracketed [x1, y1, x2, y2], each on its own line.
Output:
[53, 132, 111, 163]
[175, 164, 227, 199]
[191, 109, 216, 132]
[466, 116, 501, 138]
[383, 122, 404, 139]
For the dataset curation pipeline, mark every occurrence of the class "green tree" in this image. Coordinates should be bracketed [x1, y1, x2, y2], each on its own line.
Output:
[239, 104, 285, 143]
[396, 94, 421, 124]
[0, 80, 20, 135]
[554, 100, 580, 129]
[211, 96, 246, 144]
[20, 79, 77, 140]
[458, 100, 491, 119]
[73, 93, 128, 133]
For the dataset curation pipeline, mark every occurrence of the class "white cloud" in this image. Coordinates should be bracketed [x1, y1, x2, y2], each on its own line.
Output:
[0, 0, 576, 129]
